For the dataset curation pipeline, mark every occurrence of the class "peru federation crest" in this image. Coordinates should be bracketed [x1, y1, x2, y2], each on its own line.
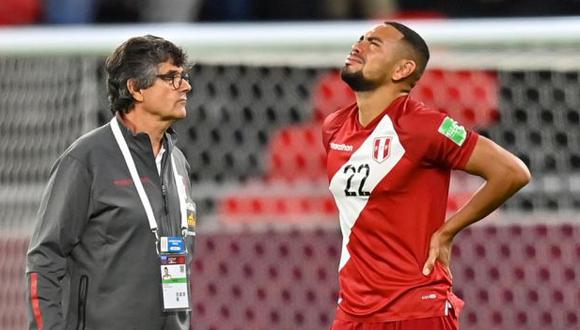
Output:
[372, 136, 392, 163]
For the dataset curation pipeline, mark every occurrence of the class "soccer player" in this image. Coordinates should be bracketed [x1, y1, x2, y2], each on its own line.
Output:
[322, 22, 530, 329]
[26, 35, 197, 329]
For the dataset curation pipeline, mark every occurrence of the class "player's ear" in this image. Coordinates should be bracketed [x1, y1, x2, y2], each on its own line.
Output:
[392, 59, 416, 82]
[127, 78, 144, 102]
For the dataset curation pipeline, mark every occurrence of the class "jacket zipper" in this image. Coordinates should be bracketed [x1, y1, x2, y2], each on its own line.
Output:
[77, 275, 88, 330]
[161, 182, 170, 218]
[160, 149, 171, 230]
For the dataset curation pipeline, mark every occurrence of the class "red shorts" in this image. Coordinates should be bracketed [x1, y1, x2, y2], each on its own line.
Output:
[330, 314, 459, 330]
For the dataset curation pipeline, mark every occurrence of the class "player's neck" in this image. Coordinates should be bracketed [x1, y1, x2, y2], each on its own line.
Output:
[117, 110, 170, 157]
[356, 86, 407, 127]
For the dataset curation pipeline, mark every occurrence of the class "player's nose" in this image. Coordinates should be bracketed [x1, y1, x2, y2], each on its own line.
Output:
[351, 42, 362, 54]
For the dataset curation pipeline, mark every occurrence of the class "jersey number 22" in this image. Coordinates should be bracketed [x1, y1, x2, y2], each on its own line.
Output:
[343, 163, 371, 197]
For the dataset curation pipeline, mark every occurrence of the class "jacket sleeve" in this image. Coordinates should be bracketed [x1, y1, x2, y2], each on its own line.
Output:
[25, 154, 92, 330]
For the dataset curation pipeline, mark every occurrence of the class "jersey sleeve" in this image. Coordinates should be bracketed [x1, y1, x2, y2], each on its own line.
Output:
[25, 154, 92, 329]
[420, 112, 479, 170]
[321, 112, 338, 154]
[321, 103, 355, 154]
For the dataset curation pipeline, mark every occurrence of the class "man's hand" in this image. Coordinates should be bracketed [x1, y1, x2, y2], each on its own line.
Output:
[422, 136, 530, 276]
[422, 230, 453, 276]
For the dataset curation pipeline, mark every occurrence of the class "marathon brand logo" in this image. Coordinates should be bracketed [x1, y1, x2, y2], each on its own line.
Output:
[438, 116, 467, 146]
[421, 293, 437, 300]
[113, 176, 151, 186]
[330, 142, 353, 152]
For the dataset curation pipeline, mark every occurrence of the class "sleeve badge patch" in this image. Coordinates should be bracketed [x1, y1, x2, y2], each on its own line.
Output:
[438, 116, 467, 146]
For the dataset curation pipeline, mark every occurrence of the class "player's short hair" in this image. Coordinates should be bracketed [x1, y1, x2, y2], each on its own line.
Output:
[105, 35, 188, 115]
[384, 22, 430, 83]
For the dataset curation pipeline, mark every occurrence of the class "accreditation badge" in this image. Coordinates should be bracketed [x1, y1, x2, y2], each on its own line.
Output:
[159, 237, 190, 311]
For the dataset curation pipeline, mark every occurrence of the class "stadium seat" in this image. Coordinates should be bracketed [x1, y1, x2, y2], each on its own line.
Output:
[3, 223, 579, 329]
[217, 180, 337, 224]
[267, 123, 327, 181]
[412, 69, 500, 129]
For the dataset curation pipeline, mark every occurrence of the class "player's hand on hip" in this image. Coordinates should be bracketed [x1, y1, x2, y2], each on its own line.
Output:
[422, 230, 453, 277]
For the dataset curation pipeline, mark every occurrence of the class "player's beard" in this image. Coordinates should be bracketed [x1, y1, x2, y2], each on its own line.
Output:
[340, 66, 379, 92]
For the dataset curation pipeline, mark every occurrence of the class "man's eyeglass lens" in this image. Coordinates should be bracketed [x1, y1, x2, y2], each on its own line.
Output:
[157, 72, 190, 89]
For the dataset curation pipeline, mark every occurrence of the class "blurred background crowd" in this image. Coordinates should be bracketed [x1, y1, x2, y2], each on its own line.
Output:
[4, 0, 580, 25]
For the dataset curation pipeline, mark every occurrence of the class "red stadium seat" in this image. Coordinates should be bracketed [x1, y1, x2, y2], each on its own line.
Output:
[412, 69, 499, 129]
[267, 123, 327, 182]
[3, 223, 580, 329]
[217, 180, 337, 224]
[312, 70, 356, 123]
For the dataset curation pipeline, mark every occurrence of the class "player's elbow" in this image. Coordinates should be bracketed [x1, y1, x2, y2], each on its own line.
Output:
[506, 157, 531, 191]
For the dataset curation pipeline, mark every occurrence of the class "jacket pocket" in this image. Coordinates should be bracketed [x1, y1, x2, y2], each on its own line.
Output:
[76, 275, 89, 330]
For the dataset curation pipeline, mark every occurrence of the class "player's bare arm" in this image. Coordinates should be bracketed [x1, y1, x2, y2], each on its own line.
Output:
[422, 136, 531, 276]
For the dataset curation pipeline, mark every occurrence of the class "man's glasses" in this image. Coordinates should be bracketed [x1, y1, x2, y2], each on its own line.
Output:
[156, 71, 191, 89]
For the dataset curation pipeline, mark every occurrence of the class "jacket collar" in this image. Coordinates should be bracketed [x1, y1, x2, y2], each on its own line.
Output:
[113, 113, 177, 155]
